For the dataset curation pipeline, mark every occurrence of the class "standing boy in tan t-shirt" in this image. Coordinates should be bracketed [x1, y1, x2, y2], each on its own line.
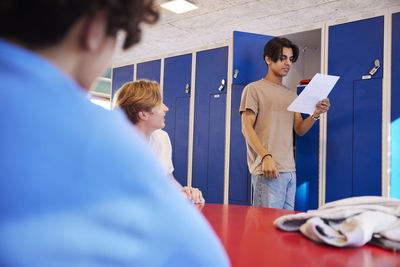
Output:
[240, 37, 330, 210]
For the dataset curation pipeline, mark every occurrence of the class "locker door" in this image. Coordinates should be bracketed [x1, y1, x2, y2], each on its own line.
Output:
[111, 65, 134, 99]
[327, 16, 384, 202]
[207, 94, 227, 203]
[163, 54, 192, 186]
[295, 86, 319, 211]
[173, 97, 190, 185]
[192, 46, 228, 203]
[230, 31, 274, 205]
[353, 79, 382, 196]
[230, 83, 251, 204]
[136, 59, 161, 82]
[391, 12, 400, 198]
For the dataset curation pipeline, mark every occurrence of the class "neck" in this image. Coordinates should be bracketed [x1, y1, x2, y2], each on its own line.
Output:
[135, 123, 154, 140]
[36, 45, 78, 78]
[264, 72, 283, 85]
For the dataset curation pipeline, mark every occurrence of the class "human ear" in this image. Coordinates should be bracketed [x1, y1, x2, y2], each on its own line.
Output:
[138, 111, 149, 121]
[265, 56, 272, 65]
[80, 10, 108, 51]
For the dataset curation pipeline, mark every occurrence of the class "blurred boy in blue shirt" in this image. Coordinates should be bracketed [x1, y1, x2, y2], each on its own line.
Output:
[0, 1, 229, 266]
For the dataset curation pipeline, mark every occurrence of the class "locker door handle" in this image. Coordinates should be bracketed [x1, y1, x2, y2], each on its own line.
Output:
[234, 69, 239, 79]
[369, 59, 380, 75]
[362, 59, 380, 80]
[218, 79, 226, 92]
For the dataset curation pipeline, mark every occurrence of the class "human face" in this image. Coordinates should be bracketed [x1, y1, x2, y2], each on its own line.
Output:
[267, 47, 294, 78]
[147, 103, 169, 131]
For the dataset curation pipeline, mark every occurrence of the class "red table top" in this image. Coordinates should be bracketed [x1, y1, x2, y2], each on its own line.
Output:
[199, 204, 400, 267]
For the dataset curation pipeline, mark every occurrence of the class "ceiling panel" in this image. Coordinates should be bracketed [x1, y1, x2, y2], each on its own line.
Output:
[111, 0, 399, 66]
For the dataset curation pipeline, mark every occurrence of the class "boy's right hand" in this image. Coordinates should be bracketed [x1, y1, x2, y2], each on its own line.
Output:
[262, 156, 279, 178]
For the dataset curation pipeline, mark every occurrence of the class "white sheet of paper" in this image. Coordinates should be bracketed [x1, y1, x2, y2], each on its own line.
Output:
[287, 73, 340, 115]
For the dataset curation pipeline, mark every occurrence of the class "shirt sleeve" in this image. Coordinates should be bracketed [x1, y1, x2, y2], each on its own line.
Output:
[239, 83, 258, 115]
[163, 132, 175, 176]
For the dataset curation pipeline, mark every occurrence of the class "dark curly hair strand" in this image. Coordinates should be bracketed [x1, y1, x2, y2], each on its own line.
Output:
[0, 0, 159, 49]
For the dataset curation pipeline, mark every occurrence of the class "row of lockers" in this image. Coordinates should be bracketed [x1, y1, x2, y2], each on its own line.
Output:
[112, 12, 400, 210]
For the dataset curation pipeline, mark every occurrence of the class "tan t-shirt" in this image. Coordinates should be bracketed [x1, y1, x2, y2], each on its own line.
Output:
[239, 79, 297, 174]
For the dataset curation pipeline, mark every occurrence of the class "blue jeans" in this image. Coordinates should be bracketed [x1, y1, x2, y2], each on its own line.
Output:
[251, 172, 296, 210]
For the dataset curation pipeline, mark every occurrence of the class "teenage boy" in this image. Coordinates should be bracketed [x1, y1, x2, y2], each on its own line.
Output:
[0, 1, 228, 266]
[240, 37, 330, 210]
[115, 80, 204, 204]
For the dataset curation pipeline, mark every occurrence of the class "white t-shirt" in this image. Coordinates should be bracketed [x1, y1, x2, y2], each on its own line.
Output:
[149, 129, 174, 176]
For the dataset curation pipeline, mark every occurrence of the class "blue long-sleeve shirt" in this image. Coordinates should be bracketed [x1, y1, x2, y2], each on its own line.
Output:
[0, 39, 230, 267]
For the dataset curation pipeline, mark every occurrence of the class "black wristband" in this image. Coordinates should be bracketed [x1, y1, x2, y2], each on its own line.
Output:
[262, 153, 272, 162]
[311, 114, 320, 121]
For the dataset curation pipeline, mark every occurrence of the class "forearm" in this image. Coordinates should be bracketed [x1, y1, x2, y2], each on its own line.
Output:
[169, 174, 184, 190]
[296, 113, 318, 136]
[170, 174, 205, 203]
[242, 118, 278, 178]
[241, 110, 278, 177]
[242, 122, 269, 158]
[295, 98, 330, 136]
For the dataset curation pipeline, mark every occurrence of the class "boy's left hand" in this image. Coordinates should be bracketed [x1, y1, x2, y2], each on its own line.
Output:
[315, 98, 330, 115]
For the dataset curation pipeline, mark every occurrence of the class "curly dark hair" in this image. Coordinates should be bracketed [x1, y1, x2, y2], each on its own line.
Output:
[263, 37, 299, 63]
[0, 0, 159, 49]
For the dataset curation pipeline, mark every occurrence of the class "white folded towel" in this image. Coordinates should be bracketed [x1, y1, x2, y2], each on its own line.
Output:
[274, 196, 400, 249]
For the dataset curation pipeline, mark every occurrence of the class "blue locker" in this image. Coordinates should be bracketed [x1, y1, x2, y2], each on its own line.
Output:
[192, 47, 228, 203]
[163, 54, 192, 186]
[391, 12, 400, 198]
[295, 86, 319, 211]
[230, 84, 251, 205]
[136, 59, 161, 82]
[111, 64, 134, 99]
[353, 79, 382, 196]
[207, 94, 227, 201]
[229, 31, 274, 205]
[327, 16, 384, 202]
[232, 31, 273, 85]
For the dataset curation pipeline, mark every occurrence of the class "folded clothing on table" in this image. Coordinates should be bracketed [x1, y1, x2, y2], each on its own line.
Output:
[273, 196, 400, 251]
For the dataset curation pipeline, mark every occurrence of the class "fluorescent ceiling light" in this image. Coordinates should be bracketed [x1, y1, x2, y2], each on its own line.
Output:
[161, 0, 198, 14]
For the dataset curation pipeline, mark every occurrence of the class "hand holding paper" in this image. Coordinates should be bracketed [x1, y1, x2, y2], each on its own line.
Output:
[315, 98, 330, 115]
[287, 73, 340, 115]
